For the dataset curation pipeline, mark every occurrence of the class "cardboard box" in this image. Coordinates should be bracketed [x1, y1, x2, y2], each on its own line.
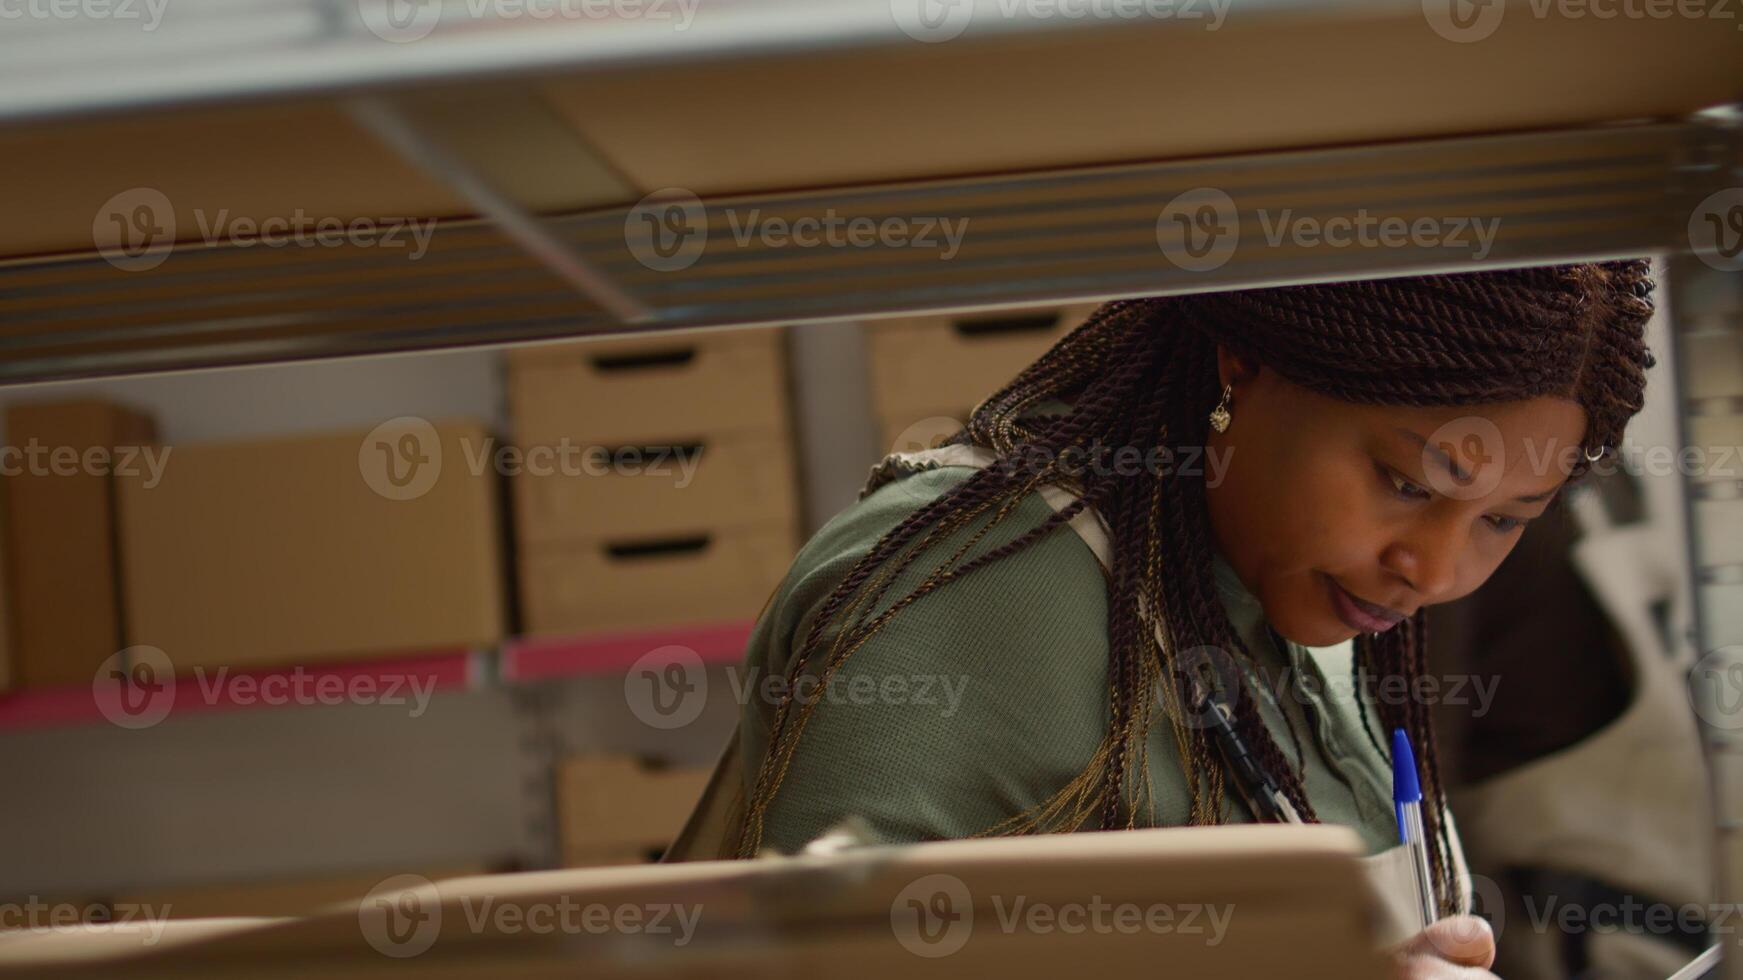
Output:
[557, 755, 711, 867]
[117, 421, 505, 670]
[0, 825, 1391, 979]
[114, 864, 489, 920]
[509, 328, 789, 446]
[543, 12, 1739, 198]
[2, 400, 157, 688]
[866, 304, 1095, 420]
[519, 525, 796, 635]
[512, 430, 798, 543]
[10, 9, 1740, 262]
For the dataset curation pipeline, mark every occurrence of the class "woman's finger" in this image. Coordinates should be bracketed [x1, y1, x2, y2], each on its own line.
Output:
[1394, 915, 1496, 969]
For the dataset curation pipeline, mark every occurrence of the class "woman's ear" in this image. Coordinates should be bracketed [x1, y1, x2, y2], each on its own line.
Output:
[1214, 344, 1263, 392]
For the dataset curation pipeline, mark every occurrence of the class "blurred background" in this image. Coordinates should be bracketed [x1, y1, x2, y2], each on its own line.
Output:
[0, 304, 1092, 911]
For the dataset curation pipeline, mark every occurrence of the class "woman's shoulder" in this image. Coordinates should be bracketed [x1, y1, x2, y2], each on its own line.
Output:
[739, 461, 1116, 850]
[751, 461, 1109, 679]
[808, 460, 1103, 596]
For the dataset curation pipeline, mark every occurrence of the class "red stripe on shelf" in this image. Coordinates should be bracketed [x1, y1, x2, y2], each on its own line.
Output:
[501, 621, 752, 682]
[0, 650, 474, 732]
[0, 684, 112, 730]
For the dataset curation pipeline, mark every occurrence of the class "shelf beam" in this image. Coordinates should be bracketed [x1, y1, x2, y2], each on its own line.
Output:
[3, 114, 1738, 384]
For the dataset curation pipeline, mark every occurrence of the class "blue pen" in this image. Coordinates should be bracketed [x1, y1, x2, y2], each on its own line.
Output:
[1391, 728, 1438, 931]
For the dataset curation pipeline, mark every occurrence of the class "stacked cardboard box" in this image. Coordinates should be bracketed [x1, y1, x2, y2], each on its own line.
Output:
[556, 755, 711, 867]
[2, 400, 156, 688]
[864, 304, 1096, 454]
[116, 421, 506, 670]
[509, 328, 800, 635]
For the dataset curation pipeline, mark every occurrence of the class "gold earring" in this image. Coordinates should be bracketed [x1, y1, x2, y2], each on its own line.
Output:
[1209, 384, 1233, 433]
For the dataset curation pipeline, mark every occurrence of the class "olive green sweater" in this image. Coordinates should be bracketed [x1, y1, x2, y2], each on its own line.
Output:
[736, 461, 1402, 856]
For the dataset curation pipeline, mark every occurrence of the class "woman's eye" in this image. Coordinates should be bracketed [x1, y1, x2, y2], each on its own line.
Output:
[1378, 464, 1430, 501]
[1485, 514, 1528, 533]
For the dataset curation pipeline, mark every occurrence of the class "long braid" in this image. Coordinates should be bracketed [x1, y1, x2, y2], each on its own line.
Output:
[736, 261, 1658, 894]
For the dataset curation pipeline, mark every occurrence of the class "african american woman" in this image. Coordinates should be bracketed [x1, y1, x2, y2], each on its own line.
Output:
[671, 261, 1658, 979]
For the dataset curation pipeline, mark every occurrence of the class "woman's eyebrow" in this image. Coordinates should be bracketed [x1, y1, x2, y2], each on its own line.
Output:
[1392, 427, 1471, 483]
[1393, 426, 1561, 504]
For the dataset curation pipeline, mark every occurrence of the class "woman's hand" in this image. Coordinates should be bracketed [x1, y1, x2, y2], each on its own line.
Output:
[1388, 915, 1499, 978]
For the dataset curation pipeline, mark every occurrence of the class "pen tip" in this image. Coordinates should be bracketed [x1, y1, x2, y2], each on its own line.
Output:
[1391, 727, 1422, 803]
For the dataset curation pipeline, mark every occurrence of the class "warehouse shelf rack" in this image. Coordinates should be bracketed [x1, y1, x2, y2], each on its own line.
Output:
[0, 620, 755, 732]
[2, 0, 1741, 380]
[6, 116, 1739, 381]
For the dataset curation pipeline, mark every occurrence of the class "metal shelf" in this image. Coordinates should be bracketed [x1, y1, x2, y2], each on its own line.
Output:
[6, 115, 1740, 382]
[1, 0, 1739, 383]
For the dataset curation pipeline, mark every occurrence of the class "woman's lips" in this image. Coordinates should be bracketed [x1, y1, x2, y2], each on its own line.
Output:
[1322, 573, 1406, 633]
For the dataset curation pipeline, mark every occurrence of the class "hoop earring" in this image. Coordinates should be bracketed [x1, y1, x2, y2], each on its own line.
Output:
[1209, 384, 1233, 433]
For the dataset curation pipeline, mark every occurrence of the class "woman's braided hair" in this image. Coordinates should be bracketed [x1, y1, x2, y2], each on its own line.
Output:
[737, 261, 1657, 916]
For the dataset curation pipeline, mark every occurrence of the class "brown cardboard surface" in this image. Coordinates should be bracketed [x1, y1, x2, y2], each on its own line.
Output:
[557, 756, 711, 867]
[512, 429, 798, 544]
[116, 422, 505, 670]
[866, 304, 1093, 420]
[6, 11, 1740, 265]
[544, 12, 1742, 196]
[508, 328, 788, 446]
[518, 525, 796, 636]
[0, 825, 1389, 979]
[0, 84, 642, 261]
[2, 400, 156, 688]
[0, 102, 467, 260]
[114, 865, 491, 921]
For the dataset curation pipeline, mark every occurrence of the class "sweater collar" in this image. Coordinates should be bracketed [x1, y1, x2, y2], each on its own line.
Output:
[1210, 549, 1298, 668]
[1211, 549, 1264, 624]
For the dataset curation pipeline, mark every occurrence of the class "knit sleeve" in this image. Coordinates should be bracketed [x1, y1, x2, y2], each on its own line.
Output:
[736, 467, 1114, 854]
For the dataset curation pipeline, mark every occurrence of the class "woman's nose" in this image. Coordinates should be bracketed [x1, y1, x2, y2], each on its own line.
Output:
[1380, 518, 1465, 601]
